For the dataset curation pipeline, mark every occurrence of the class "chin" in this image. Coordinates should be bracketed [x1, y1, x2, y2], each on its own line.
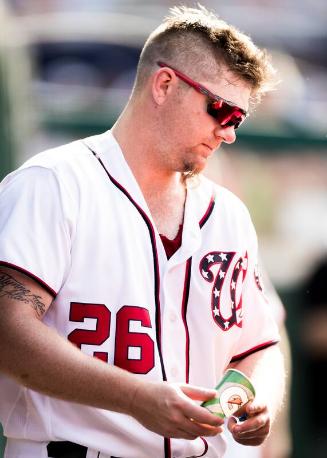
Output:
[182, 162, 204, 177]
[186, 155, 209, 172]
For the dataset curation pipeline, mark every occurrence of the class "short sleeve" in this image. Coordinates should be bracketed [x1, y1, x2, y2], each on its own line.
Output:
[0, 166, 72, 294]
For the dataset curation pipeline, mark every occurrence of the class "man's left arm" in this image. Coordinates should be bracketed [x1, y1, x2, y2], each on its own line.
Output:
[227, 343, 285, 446]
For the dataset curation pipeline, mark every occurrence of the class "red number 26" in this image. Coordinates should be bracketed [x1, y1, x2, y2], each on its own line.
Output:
[68, 303, 155, 374]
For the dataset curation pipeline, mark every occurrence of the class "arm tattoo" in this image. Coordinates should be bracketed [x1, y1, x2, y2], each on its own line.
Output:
[0, 272, 46, 317]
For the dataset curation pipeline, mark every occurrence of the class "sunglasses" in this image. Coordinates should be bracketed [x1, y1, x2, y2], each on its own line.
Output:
[157, 61, 248, 129]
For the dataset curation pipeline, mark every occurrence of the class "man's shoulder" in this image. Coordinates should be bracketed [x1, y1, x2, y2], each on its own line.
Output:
[15, 131, 114, 180]
[0, 132, 113, 198]
[198, 175, 250, 214]
[21, 137, 91, 171]
[20, 132, 110, 170]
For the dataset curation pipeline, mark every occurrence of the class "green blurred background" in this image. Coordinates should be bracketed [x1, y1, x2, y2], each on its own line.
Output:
[1, 1, 327, 457]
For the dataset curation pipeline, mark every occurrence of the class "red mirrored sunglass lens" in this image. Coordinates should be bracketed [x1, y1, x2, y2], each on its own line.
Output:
[207, 101, 245, 129]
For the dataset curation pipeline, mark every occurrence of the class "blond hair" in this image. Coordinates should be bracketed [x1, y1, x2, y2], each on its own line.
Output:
[134, 5, 277, 104]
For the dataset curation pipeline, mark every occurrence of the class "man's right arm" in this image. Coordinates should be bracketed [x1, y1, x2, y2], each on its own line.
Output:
[0, 266, 223, 439]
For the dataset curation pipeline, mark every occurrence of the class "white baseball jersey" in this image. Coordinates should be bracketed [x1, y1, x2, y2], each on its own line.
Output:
[0, 130, 279, 458]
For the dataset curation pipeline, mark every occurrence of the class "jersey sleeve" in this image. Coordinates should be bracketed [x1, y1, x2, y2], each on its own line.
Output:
[0, 166, 73, 294]
[231, 221, 280, 362]
[259, 263, 286, 326]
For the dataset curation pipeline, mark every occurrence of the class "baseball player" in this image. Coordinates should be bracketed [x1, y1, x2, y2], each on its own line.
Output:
[0, 6, 285, 458]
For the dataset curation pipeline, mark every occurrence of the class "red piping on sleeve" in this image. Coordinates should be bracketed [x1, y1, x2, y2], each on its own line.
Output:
[0, 261, 57, 297]
[231, 340, 279, 362]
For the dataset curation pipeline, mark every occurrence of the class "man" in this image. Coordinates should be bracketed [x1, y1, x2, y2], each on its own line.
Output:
[0, 6, 285, 458]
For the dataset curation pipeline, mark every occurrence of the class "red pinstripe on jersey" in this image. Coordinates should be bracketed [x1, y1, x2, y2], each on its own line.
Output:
[198, 437, 209, 456]
[181, 194, 216, 383]
[199, 194, 215, 228]
[181, 258, 192, 383]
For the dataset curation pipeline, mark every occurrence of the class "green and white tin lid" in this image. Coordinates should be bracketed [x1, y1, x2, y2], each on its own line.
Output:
[202, 369, 256, 418]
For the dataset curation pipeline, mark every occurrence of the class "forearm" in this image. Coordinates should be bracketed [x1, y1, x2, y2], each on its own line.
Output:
[229, 344, 285, 421]
[0, 304, 141, 415]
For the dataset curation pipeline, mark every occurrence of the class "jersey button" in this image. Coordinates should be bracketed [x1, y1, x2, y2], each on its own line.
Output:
[169, 312, 177, 322]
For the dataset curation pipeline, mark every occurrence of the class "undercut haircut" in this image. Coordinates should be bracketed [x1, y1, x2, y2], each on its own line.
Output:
[133, 5, 277, 104]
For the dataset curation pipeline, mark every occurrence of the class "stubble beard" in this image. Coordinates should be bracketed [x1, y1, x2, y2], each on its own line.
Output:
[181, 158, 204, 179]
[182, 163, 200, 178]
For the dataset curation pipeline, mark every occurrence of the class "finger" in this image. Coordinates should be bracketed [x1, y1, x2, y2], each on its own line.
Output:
[227, 415, 238, 432]
[245, 401, 267, 416]
[233, 435, 267, 446]
[232, 422, 269, 446]
[233, 416, 269, 443]
[233, 419, 268, 435]
[234, 424, 268, 438]
[170, 427, 199, 440]
[184, 404, 224, 427]
[231, 399, 263, 420]
[187, 418, 224, 437]
[167, 421, 221, 440]
[180, 384, 218, 401]
[227, 401, 264, 426]
[231, 402, 248, 419]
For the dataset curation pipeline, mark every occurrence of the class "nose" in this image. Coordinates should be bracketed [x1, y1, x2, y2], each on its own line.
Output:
[214, 125, 236, 144]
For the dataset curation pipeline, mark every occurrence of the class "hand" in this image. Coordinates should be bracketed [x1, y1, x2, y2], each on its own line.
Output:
[227, 401, 271, 446]
[130, 381, 224, 439]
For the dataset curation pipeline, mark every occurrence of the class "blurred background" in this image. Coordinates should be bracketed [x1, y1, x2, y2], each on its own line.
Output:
[0, 1, 326, 457]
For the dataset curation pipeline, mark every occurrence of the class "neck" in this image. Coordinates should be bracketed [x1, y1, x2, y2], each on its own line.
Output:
[111, 101, 187, 238]
[111, 100, 183, 197]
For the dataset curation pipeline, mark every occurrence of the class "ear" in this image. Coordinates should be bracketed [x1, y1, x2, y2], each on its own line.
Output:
[151, 67, 176, 105]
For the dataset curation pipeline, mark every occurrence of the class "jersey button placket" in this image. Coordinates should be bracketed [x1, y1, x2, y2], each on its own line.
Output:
[169, 311, 177, 322]
[161, 266, 187, 382]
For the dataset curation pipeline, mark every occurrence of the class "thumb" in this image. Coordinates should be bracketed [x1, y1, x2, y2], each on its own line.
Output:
[179, 383, 217, 401]
[227, 415, 238, 432]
